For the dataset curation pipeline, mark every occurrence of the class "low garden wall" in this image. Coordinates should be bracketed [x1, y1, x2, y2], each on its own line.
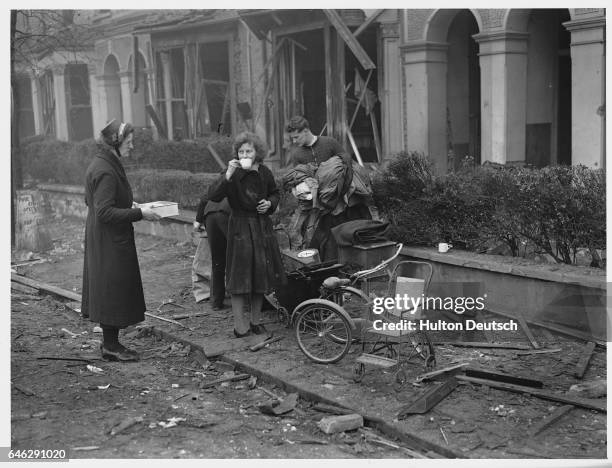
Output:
[35, 183, 608, 343]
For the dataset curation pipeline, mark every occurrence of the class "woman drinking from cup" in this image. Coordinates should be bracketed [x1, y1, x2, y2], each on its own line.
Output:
[208, 132, 286, 338]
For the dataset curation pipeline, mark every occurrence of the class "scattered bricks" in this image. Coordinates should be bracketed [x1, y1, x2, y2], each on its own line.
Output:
[317, 413, 363, 434]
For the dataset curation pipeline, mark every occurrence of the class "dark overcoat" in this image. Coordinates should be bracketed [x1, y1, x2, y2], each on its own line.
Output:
[81, 143, 145, 327]
[208, 165, 286, 294]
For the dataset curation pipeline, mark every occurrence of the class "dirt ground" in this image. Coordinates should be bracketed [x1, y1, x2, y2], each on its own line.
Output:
[10, 216, 608, 460]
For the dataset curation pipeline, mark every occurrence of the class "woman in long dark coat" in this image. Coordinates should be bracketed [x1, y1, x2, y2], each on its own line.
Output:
[82, 120, 160, 361]
[208, 132, 286, 338]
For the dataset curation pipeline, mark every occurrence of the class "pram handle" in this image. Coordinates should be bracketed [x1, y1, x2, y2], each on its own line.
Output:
[349, 243, 404, 282]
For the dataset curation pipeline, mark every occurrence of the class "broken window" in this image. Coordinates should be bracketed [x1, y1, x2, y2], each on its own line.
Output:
[65, 63, 93, 141]
[154, 51, 167, 135]
[198, 41, 231, 136]
[15, 76, 35, 140]
[39, 70, 56, 137]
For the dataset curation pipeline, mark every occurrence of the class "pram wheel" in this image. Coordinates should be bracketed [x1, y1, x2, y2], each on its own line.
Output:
[352, 363, 365, 383]
[294, 302, 352, 364]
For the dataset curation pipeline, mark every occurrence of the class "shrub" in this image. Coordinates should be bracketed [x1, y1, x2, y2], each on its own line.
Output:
[373, 153, 606, 267]
[372, 152, 439, 245]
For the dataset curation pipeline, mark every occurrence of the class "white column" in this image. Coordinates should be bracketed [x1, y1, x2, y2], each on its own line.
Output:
[118, 71, 134, 125]
[95, 74, 110, 128]
[51, 65, 69, 141]
[88, 65, 104, 137]
[143, 67, 159, 139]
[474, 32, 529, 164]
[565, 17, 605, 168]
[29, 74, 42, 135]
[400, 41, 449, 174]
[379, 22, 403, 158]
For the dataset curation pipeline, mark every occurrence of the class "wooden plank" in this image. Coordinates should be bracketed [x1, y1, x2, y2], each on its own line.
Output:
[369, 110, 382, 163]
[397, 378, 458, 417]
[435, 341, 531, 350]
[145, 104, 167, 139]
[199, 373, 250, 389]
[516, 312, 540, 349]
[346, 126, 364, 167]
[349, 68, 374, 130]
[253, 37, 286, 90]
[485, 307, 606, 348]
[574, 341, 596, 379]
[11, 273, 81, 302]
[476, 310, 493, 343]
[464, 367, 543, 388]
[528, 405, 574, 436]
[515, 348, 562, 356]
[353, 9, 385, 38]
[414, 363, 469, 383]
[323, 9, 376, 70]
[456, 375, 606, 412]
[207, 144, 227, 171]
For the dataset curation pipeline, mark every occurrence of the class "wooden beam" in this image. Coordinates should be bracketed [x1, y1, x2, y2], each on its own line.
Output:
[346, 126, 364, 167]
[253, 37, 286, 90]
[485, 307, 606, 348]
[434, 341, 531, 350]
[207, 144, 227, 170]
[528, 405, 573, 436]
[516, 312, 540, 349]
[145, 104, 167, 139]
[349, 68, 374, 130]
[353, 10, 385, 38]
[397, 378, 458, 417]
[414, 363, 470, 383]
[323, 9, 376, 70]
[574, 341, 596, 379]
[464, 367, 543, 388]
[457, 375, 607, 412]
[11, 273, 81, 302]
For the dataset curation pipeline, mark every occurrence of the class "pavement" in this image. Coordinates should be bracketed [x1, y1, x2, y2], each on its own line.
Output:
[11, 217, 608, 460]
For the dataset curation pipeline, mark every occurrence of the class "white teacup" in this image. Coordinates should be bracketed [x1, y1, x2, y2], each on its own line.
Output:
[438, 242, 452, 253]
[239, 158, 253, 170]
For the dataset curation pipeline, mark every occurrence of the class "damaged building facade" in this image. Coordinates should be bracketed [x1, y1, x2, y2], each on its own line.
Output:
[15, 8, 606, 171]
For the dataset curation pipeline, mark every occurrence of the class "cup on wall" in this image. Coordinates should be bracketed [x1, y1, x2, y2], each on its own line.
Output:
[438, 242, 452, 253]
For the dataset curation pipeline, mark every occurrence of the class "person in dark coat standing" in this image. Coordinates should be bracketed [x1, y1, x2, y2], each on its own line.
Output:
[193, 196, 230, 309]
[208, 132, 286, 338]
[81, 120, 161, 361]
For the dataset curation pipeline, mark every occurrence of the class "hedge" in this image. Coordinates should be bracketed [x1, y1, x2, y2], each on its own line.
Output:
[372, 152, 606, 267]
[18, 129, 233, 186]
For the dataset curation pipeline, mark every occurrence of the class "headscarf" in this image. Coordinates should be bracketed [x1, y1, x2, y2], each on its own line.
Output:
[100, 119, 134, 157]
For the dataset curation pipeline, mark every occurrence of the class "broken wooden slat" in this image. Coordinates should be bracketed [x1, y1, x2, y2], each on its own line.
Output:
[199, 373, 250, 389]
[318, 413, 363, 434]
[145, 104, 167, 139]
[369, 110, 382, 163]
[397, 378, 458, 417]
[145, 311, 190, 329]
[249, 335, 283, 352]
[464, 367, 543, 389]
[456, 375, 606, 412]
[515, 348, 562, 356]
[312, 403, 353, 415]
[485, 307, 606, 348]
[528, 405, 573, 436]
[349, 68, 374, 130]
[11, 281, 41, 295]
[323, 9, 376, 70]
[435, 341, 531, 350]
[346, 126, 364, 167]
[516, 312, 540, 349]
[574, 341, 596, 379]
[11, 273, 81, 302]
[476, 310, 493, 343]
[207, 144, 227, 171]
[414, 363, 470, 383]
[353, 9, 386, 38]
